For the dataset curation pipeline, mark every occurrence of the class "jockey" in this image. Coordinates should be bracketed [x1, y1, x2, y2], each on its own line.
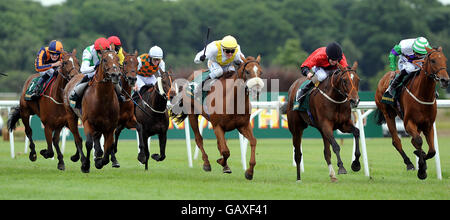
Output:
[108, 35, 125, 66]
[296, 42, 348, 103]
[69, 37, 122, 105]
[134, 45, 166, 97]
[31, 40, 63, 97]
[193, 35, 245, 94]
[383, 37, 431, 99]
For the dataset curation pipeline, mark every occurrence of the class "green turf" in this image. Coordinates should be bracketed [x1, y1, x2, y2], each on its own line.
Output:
[0, 137, 448, 200]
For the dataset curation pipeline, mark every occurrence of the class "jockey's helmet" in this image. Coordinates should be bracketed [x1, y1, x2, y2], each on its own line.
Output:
[108, 36, 121, 46]
[413, 37, 430, 55]
[149, 46, 163, 59]
[326, 42, 343, 61]
[221, 35, 238, 49]
[94, 37, 111, 51]
[48, 40, 63, 54]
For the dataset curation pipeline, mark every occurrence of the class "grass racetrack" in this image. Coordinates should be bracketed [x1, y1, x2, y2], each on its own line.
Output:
[0, 137, 449, 200]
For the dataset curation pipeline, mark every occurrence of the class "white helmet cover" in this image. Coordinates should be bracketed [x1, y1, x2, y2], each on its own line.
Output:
[149, 46, 163, 59]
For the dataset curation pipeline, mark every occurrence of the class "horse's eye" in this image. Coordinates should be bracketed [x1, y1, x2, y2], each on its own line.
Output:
[431, 59, 436, 64]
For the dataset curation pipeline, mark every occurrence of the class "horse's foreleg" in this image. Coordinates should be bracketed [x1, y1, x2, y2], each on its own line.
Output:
[151, 132, 167, 162]
[40, 126, 55, 159]
[340, 121, 361, 172]
[52, 127, 65, 171]
[100, 132, 115, 168]
[111, 124, 124, 168]
[189, 115, 211, 171]
[404, 120, 427, 180]
[213, 125, 231, 174]
[385, 114, 414, 170]
[238, 123, 257, 180]
[423, 125, 436, 161]
[291, 128, 304, 182]
[135, 122, 147, 165]
[321, 136, 337, 182]
[21, 113, 37, 162]
[321, 127, 347, 175]
[67, 115, 82, 163]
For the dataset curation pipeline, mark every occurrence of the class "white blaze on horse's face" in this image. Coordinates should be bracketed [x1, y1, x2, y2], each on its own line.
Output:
[350, 73, 354, 80]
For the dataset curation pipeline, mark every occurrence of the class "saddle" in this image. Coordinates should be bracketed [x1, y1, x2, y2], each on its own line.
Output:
[381, 71, 417, 105]
[186, 70, 213, 102]
[24, 74, 57, 101]
[293, 80, 317, 126]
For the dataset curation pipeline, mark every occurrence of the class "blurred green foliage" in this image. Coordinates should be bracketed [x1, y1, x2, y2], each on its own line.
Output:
[0, 0, 449, 92]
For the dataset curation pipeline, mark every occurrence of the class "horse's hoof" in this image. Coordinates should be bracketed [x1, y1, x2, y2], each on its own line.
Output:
[203, 164, 211, 172]
[406, 163, 415, 171]
[70, 154, 80, 162]
[94, 158, 103, 169]
[330, 177, 338, 183]
[223, 166, 232, 174]
[29, 152, 37, 162]
[418, 170, 427, 180]
[137, 153, 146, 164]
[112, 161, 120, 168]
[216, 158, 225, 166]
[58, 163, 65, 171]
[338, 167, 347, 175]
[40, 149, 54, 159]
[245, 171, 253, 180]
[351, 160, 361, 172]
[151, 154, 166, 162]
[81, 164, 90, 173]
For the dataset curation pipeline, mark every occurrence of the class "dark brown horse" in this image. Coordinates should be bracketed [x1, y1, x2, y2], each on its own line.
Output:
[7, 50, 80, 170]
[135, 70, 175, 170]
[282, 62, 360, 182]
[63, 50, 121, 173]
[375, 47, 449, 180]
[171, 55, 264, 180]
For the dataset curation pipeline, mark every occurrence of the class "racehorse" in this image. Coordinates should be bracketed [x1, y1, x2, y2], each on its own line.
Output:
[135, 69, 175, 170]
[7, 50, 80, 170]
[106, 50, 143, 168]
[282, 62, 360, 182]
[63, 49, 121, 173]
[171, 55, 265, 180]
[374, 46, 449, 180]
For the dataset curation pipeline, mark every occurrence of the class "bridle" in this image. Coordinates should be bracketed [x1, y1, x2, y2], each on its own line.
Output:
[120, 54, 138, 87]
[330, 68, 358, 101]
[418, 49, 447, 82]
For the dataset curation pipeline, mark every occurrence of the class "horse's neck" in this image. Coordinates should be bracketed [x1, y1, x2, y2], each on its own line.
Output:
[48, 73, 65, 101]
[149, 90, 167, 111]
[121, 77, 132, 94]
[407, 68, 436, 101]
[319, 76, 346, 101]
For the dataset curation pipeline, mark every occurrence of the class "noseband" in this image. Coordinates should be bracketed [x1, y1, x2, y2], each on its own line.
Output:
[331, 68, 358, 100]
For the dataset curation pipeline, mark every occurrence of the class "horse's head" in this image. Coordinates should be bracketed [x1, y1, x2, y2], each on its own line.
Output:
[121, 50, 138, 87]
[155, 69, 175, 101]
[333, 61, 360, 108]
[99, 50, 121, 84]
[238, 55, 265, 99]
[424, 47, 449, 88]
[60, 49, 80, 80]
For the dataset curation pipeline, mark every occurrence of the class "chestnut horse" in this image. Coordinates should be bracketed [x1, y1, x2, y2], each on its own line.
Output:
[63, 50, 121, 173]
[374, 47, 449, 180]
[7, 50, 80, 170]
[171, 55, 264, 180]
[282, 62, 360, 182]
[135, 70, 175, 170]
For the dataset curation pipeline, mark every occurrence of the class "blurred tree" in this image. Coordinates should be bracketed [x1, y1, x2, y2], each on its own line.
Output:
[272, 38, 308, 68]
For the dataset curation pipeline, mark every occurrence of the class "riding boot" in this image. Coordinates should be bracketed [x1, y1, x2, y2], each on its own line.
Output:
[31, 74, 50, 98]
[296, 81, 314, 104]
[386, 69, 408, 97]
[69, 75, 90, 105]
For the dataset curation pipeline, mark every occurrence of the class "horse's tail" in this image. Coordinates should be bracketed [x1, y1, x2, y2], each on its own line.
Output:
[280, 102, 288, 114]
[373, 108, 386, 125]
[7, 105, 21, 132]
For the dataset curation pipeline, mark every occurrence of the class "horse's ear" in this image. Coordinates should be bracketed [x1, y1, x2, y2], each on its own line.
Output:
[134, 50, 138, 56]
[438, 46, 442, 52]
[122, 50, 128, 56]
[72, 49, 77, 56]
[240, 55, 247, 63]
[337, 63, 344, 70]
[256, 54, 261, 62]
[352, 61, 358, 70]
[426, 46, 433, 54]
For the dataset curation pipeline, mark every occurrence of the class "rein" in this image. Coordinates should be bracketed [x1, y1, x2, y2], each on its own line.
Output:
[322, 68, 358, 104]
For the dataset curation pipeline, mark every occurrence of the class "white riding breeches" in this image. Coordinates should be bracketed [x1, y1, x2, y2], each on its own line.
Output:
[39, 68, 55, 77]
[207, 60, 236, 79]
[311, 66, 332, 82]
[136, 74, 157, 91]
[398, 55, 421, 74]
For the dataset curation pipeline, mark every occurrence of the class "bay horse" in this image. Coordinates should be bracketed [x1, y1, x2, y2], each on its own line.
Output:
[7, 50, 80, 170]
[374, 46, 449, 180]
[282, 62, 360, 182]
[171, 55, 265, 180]
[63, 49, 121, 173]
[106, 50, 143, 168]
[135, 69, 175, 170]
